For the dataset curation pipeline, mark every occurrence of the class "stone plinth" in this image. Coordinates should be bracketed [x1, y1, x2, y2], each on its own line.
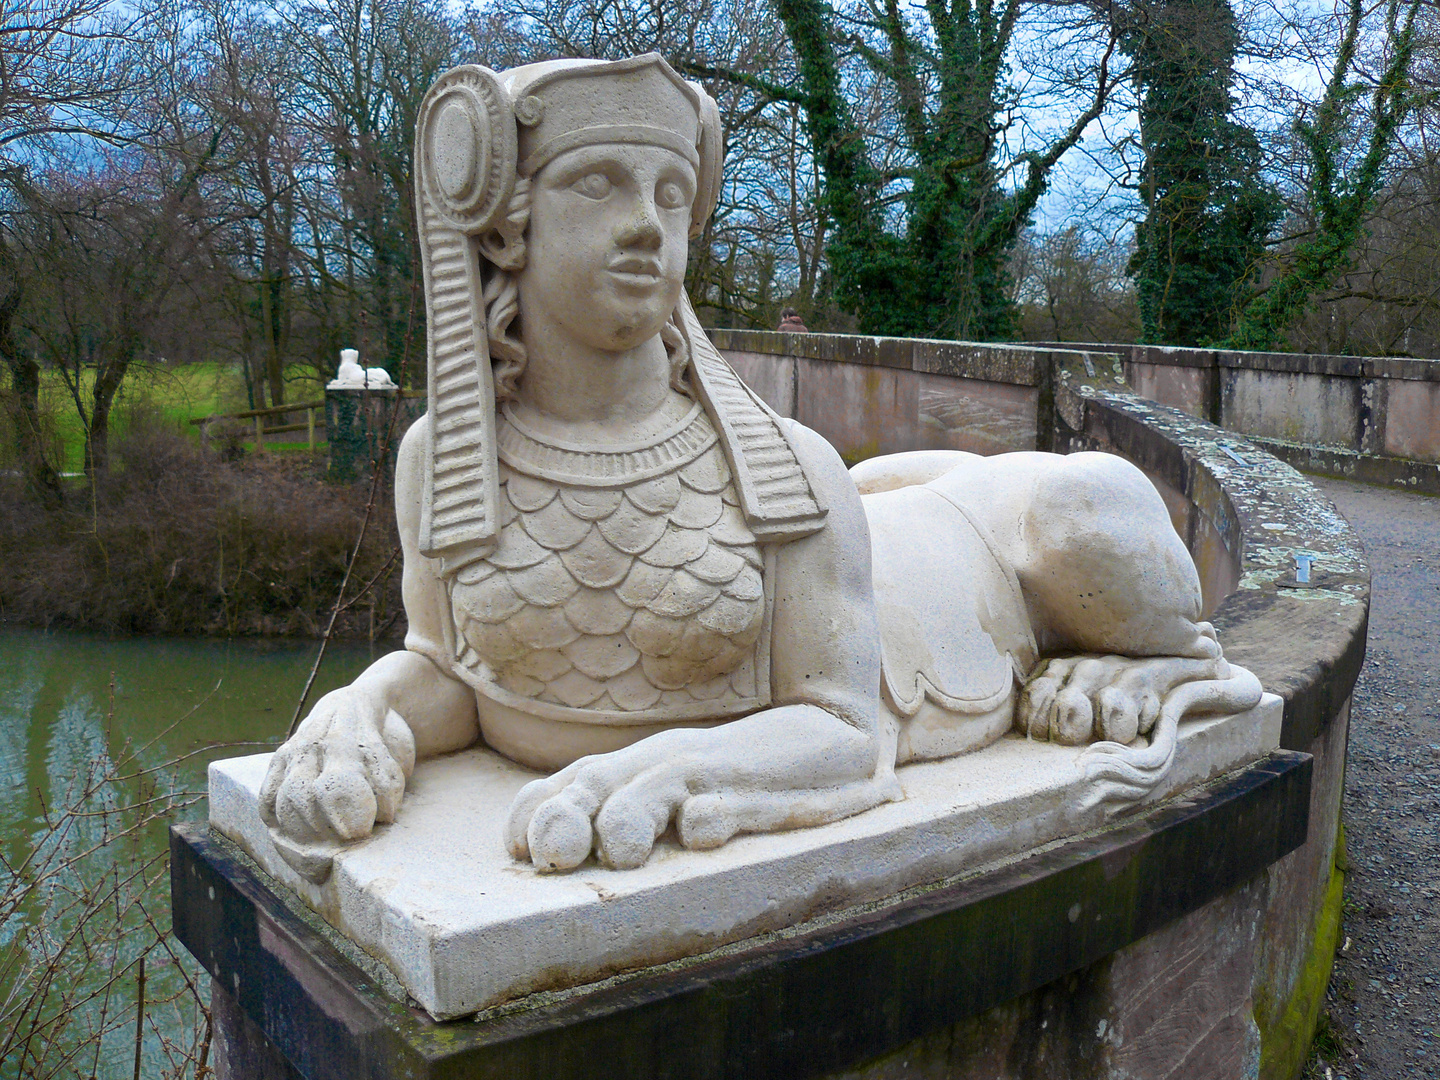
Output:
[208, 694, 1281, 1021]
[323, 388, 425, 482]
[173, 746, 1310, 1080]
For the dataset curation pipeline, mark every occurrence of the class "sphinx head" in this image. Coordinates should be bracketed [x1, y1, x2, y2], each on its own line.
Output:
[413, 54, 725, 565]
[454, 55, 721, 399]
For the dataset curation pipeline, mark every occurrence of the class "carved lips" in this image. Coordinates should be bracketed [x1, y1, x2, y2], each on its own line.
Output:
[605, 255, 665, 290]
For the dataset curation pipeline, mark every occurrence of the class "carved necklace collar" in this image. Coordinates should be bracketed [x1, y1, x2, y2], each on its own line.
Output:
[496, 399, 718, 487]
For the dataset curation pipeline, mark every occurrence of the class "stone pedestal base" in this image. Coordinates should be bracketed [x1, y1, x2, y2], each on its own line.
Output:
[174, 748, 1310, 1080]
[204, 874, 1271, 1080]
[212, 978, 302, 1080]
[209, 697, 1282, 1019]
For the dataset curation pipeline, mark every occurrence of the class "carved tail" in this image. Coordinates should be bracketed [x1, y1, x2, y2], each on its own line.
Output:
[1078, 664, 1264, 811]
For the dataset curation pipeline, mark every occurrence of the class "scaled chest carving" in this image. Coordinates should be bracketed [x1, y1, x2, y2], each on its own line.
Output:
[448, 402, 770, 719]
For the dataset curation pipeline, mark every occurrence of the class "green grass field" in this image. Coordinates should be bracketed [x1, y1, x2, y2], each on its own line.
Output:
[38, 362, 328, 471]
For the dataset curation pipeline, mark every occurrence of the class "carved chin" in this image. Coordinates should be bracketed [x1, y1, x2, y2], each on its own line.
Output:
[598, 312, 668, 351]
[600, 289, 677, 342]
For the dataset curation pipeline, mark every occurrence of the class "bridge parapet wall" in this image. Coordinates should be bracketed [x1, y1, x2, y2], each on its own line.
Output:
[712, 328, 1368, 1079]
[1019, 339, 1440, 492]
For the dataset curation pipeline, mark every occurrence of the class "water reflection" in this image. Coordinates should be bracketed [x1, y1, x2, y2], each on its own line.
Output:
[0, 628, 379, 825]
[0, 626, 382, 1077]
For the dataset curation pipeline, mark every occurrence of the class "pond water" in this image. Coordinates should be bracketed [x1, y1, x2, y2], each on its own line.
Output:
[0, 627, 382, 828]
[0, 626, 384, 1077]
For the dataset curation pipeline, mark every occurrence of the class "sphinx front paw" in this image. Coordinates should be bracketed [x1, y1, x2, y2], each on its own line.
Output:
[504, 726, 898, 872]
[505, 730, 702, 872]
[259, 701, 415, 880]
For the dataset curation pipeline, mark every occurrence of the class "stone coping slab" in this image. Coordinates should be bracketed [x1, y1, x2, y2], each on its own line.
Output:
[1249, 435, 1440, 497]
[725, 327, 1440, 384]
[978, 337, 1440, 383]
[708, 328, 1098, 385]
[174, 747, 1310, 1080]
[209, 693, 1281, 1020]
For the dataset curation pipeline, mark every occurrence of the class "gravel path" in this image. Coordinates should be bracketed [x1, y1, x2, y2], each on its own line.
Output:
[1308, 478, 1440, 1079]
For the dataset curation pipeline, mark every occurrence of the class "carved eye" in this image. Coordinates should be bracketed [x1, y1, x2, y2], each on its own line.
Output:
[573, 173, 612, 200]
[655, 180, 688, 210]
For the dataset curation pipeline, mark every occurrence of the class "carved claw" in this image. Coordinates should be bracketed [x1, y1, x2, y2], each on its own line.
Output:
[259, 705, 415, 882]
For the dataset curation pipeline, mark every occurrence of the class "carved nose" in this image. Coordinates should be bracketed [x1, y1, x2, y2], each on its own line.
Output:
[616, 208, 662, 250]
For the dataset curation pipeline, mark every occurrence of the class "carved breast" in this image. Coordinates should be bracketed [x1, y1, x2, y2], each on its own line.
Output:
[448, 402, 768, 716]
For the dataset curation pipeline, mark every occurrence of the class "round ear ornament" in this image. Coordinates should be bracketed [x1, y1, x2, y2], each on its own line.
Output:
[690, 84, 724, 238]
[417, 65, 517, 235]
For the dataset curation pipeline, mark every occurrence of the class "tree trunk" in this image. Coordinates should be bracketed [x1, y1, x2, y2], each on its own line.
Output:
[260, 274, 285, 407]
[771, 0, 1107, 340]
[85, 395, 109, 475]
[0, 235, 63, 504]
[3, 350, 64, 504]
[85, 352, 131, 475]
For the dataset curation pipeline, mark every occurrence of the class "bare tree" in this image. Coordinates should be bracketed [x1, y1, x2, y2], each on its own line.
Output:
[190, 0, 308, 410]
[1012, 225, 1139, 342]
[0, 0, 151, 498]
[280, 0, 460, 381]
[17, 150, 225, 474]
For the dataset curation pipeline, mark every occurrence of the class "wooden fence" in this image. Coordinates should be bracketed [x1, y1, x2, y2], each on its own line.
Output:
[189, 399, 326, 451]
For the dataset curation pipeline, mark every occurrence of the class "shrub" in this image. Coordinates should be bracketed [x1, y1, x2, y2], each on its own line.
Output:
[0, 419, 404, 639]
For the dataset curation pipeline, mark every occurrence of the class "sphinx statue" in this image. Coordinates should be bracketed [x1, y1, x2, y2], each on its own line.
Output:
[259, 54, 1262, 879]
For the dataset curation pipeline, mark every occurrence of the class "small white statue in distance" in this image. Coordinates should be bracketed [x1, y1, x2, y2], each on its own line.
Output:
[328, 347, 396, 390]
[260, 55, 1262, 879]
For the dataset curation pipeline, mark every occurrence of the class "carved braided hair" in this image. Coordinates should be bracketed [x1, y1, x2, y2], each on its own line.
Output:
[478, 179, 692, 402]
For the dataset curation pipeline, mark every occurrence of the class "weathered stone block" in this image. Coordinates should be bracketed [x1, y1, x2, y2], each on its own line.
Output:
[1383, 378, 1440, 462]
[174, 749, 1312, 1080]
[208, 694, 1281, 1020]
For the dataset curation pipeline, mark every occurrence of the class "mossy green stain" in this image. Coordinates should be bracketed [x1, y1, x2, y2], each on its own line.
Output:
[1254, 824, 1346, 1080]
[840, 437, 881, 468]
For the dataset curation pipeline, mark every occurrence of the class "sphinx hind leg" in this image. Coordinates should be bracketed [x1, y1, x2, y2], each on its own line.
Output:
[1014, 451, 1219, 658]
[849, 450, 979, 495]
[933, 450, 1217, 660]
[932, 451, 1259, 800]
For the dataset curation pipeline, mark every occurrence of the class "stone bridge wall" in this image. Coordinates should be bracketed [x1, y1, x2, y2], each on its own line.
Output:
[1030, 340, 1440, 494]
[712, 328, 1368, 1080]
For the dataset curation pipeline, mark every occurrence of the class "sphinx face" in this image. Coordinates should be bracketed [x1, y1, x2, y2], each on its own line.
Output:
[518, 143, 695, 354]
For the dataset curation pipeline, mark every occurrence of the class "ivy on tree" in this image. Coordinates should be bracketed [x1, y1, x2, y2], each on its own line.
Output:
[1223, 0, 1421, 351]
[1124, 0, 1281, 348]
[707, 0, 1116, 341]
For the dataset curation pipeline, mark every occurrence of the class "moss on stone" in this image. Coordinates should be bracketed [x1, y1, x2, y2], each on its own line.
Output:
[1256, 825, 1346, 1080]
